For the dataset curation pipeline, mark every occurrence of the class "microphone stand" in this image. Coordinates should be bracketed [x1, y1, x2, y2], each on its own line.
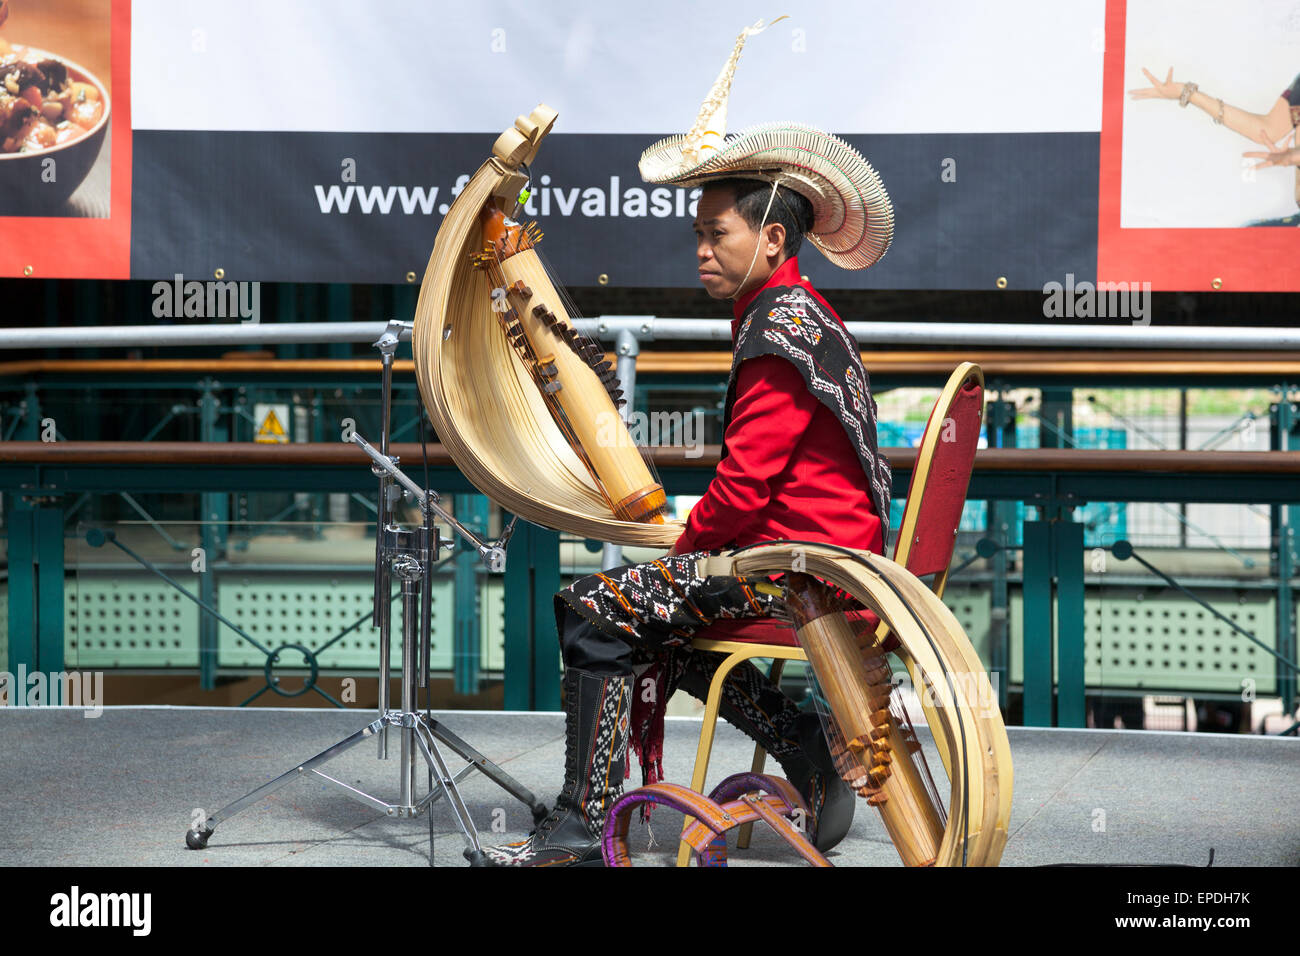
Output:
[185, 319, 548, 866]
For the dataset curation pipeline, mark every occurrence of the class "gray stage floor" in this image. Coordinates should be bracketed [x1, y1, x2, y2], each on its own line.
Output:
[0, 706, 1295, 867]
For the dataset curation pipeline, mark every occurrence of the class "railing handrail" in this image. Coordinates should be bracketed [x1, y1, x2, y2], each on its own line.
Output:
[4, 317, 1300, 351]
[3, 351, 1300, 380]
[3, 440, 1299, 473]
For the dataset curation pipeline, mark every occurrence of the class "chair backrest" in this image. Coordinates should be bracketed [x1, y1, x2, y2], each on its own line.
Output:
[695, 363, 983, 646]
[890, 363, 984, 598]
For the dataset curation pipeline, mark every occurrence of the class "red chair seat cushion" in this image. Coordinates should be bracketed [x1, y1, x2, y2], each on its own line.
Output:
[696, 617, 799, 646]
[696, 608, 882, 647]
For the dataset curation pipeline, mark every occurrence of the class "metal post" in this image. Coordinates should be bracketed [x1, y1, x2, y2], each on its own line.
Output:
[398, 569, 420, 809]
[531, 524, 562, 711]
[501, 519, 563, 712]
[1022, 520, 1054, 726]
[1178, 389, 1189, 550]
[372, 324, 403, 759]
[1056, 520, 1086, 728]
[5, 505, 34, 674]
[453, 494, 485, 695]
[986, 397, 1015, 711]
[197, 380, 223, 691]
[601, 328, 641, 571]
[503, 518, 531, 711]
[1271, 395, 1298, 714]
[36, 507, 65, 675]
[1039, 388, 1074, 450]
[4, 501, 64, 677]
[19, 382, 41, 441]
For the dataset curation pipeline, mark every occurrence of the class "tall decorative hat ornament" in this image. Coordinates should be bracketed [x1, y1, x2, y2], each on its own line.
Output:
[638, 16, 895, 272]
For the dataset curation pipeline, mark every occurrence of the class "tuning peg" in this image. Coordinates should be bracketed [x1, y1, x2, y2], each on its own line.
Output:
[511, 280, 532, 297]
[543, 380, 562, 394]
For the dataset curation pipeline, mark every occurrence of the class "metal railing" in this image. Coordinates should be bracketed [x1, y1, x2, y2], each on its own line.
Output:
[2, 318, 1298, 731]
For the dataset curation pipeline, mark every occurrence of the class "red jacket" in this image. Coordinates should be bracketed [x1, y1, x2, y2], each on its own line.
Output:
[672, 257, 885, 556]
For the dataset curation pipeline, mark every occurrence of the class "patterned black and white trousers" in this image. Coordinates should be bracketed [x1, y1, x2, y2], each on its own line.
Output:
[554, 551, 804, 783]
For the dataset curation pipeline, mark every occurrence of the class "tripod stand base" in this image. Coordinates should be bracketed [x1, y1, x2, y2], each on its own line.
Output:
[185, 709, 544, 864]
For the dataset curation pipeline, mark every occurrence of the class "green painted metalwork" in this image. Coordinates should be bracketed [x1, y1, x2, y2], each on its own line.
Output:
[936, 583, 994, 666]
[1271, 396, 1298, 714]
[5, 506, 36, 673]
[482, 577, 506, 671]
[986, 398, 1016, 710]
[1022, 520, 1053, 726]
[503, 519, 562, 711]
[1038, 388, 1074, 449]
[68, 573, 199, 667]
[1056, 520, 1086, 727]
[1010, 586, 1281, 695]
[2, 499, 64, 676]
[35, 507, 65, 675]
[4, 326, 1300, 727]
[530, 522, 562, 711]
[19, 382, 41, 440]
[198, 381, 224, 691]
[452, 494, 487, 694]
[61, 568, 510, 675]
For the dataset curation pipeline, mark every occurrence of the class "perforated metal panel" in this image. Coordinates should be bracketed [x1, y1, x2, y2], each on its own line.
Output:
[59, 572, 508, 674]
[939, 584, 993, 667]
[481, 578, 506, 671]
[1010, 588, 1278, 694]
[216, 574, 439, 670]
[66, 574, 199, 668]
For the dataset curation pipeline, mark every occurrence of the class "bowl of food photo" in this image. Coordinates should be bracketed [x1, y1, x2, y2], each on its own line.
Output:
[0, 41, 110, 216]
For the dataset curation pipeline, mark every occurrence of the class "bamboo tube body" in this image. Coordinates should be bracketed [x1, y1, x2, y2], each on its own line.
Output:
[497, 249, 665, 522]
[787, 574, 945, 867]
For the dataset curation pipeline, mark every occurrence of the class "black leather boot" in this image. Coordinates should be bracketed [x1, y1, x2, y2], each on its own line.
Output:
[483, 666, 631, 866]
[675, 655, 855, 852]
[783, 711, 856, 852]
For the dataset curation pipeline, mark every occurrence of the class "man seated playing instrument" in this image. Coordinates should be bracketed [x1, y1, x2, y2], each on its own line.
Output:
[483, 176, 893, 866]
[482, 14, 895, 866]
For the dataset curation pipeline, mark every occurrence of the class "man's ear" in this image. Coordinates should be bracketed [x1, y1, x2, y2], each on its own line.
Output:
[765, 222, 786, 258]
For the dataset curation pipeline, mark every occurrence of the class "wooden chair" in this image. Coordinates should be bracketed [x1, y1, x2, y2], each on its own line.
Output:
[674, 362, 985, 866]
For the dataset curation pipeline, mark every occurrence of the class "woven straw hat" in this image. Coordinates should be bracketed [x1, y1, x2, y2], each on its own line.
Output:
[638, 17, 894, 271]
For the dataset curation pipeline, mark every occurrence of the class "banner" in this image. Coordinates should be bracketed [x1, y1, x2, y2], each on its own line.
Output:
[7, 1, 1292, 292]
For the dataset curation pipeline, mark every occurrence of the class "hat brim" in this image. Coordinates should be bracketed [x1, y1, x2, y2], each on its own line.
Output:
[639, 123, 894, 271]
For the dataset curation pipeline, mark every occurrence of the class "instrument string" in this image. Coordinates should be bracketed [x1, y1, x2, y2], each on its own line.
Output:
[530, 242, 667, 493]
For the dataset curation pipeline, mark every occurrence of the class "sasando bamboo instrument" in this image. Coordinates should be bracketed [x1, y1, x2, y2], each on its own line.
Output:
[700, 545, 1014, 867]
[412, 105, 681, 546]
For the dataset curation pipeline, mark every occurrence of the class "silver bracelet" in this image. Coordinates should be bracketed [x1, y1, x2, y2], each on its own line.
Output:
[1179, 81, 1198, 107]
